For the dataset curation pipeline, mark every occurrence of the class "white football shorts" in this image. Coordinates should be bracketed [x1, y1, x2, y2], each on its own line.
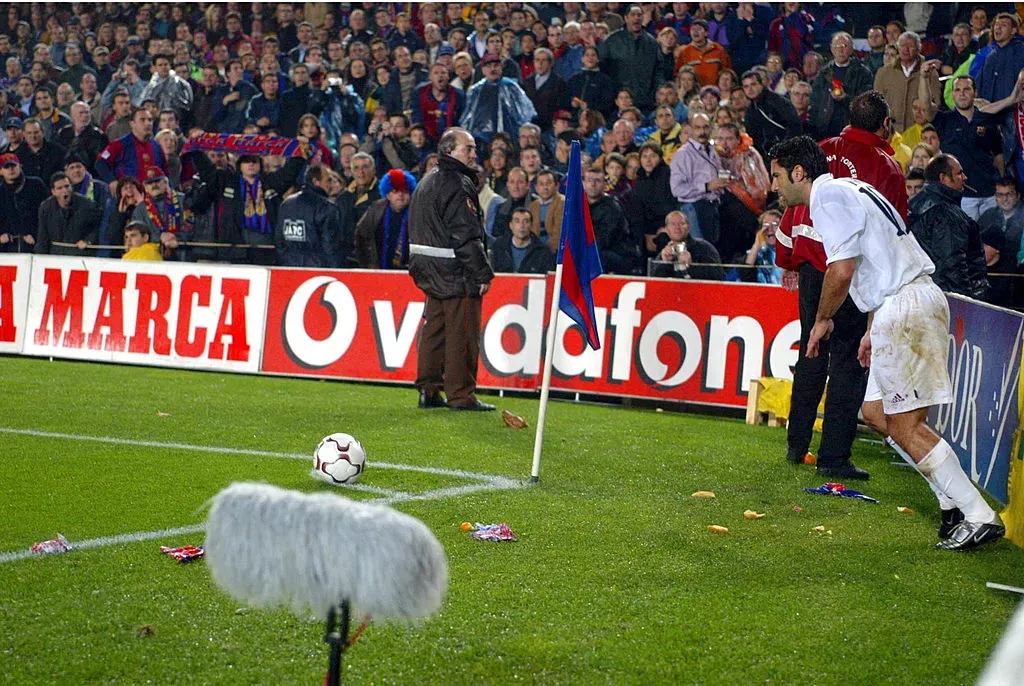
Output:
[864, 275, 952, 415]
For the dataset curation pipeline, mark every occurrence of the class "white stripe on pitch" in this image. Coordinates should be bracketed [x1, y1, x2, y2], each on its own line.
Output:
[0, 427, 527, 564]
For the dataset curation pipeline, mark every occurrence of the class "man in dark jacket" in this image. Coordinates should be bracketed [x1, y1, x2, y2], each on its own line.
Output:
[354, 169, 416, 269]
[275, 163, 344, 268]
[0, 153, 48, 252]
[584, 164, 638, 274]
[491, 167, 535, 240]
[184, 137, 308, 265]
[741, 70, 802, 160]
[908, 154, 990, 301]
[17, 118, 66, 184]
[407, 126, 495, 411]
[810, 32, 875, 140]
[598, 6, 672, 112]
[522, 48, 568, 132]
[35, 171, 102, 255]
[491, 206, 554, 274]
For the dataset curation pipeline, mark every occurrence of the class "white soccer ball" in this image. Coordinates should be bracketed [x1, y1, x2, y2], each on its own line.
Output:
[312, 433, 366, 485]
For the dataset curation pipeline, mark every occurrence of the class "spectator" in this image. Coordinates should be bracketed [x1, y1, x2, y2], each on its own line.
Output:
[12, 76, 34, 118]
[245, 71, 281, 133]
[32, 86, 72, 141]
[609, 118, 638, 156]
[79, 72, 103, 126]
[788, 80, 815, 136]
[583, 164, 638, 274]
[214, 59, 259, 134]
[598, 5, 670, 113]
[802, 51, 824, 83]
[96, 107, 164, 183]
[979, 178, 1024, 265]
[941, 23, 978, 77]
[977, 13, 1024, 106]
[473, 32, 522, 83]
[873, 31, 940, 133]
[56, 83, 77, 118]
[810, 32, 874, 140]
[390, 46, 428, 113]
[360, 112, 418, 177]
[767, 2, 815, 70]
[715, 121, 770, 261]
[908, 154, 989, 300]
[741, 69, 802, 162]
[932, 75, 1002, 220]
[982, 226, 1022, 309]
[461, 53, 537, 144]
[121, 220, 161, 260]
[389, 12, 425, 53]
[190, 65, 222, 133]
[412, 62, 466, 143]
[276, 163, 345, 268]
[101, 59, 145, 110]
[317, 72, 366, 154]
[57, 42, 96, 91]
[491, 205, 553, 273]
[676, 19, 732, 87]
[340, 151, 380, 235]
[863, 26, 888, 75]
[16, 118, 66, 183]
[278, 64, 322, 139]
[551, 22, 584, 82]
[905, 168, 926, 198]
[726, 2, 771, 74]
[650, 210, 724, 280]
[35, 170, 102, 256]
[355, 169, 417, 270]
[63, 149, 111, 239]
[523, 48, 567, 133]
[55, 102, 107, 173]
[130, 165, 184, 257]
[566, 46, 615, 121]
[648, 105, 685, 164]
[0, 153, 46, 253]
[670, 112, 725, 243]
[139, 54, 192, 123]
[102, 175, 144, 254]
[218, 11, 253, 58]
[187, 140, 307, 266]
[744, 209, 783, 284]
[602, 152, 632, 209]
[529, 168, 565, 252]
[491, 166, 535, 240]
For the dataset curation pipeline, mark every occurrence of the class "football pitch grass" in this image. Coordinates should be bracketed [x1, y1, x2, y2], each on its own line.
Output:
[1, 356, 1022, 684]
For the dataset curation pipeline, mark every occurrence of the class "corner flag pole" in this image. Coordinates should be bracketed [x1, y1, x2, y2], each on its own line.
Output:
[530, 262, 565, 483]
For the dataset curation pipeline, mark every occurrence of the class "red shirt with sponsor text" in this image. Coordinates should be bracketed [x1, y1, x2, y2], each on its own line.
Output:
[776, 126, 908, 273]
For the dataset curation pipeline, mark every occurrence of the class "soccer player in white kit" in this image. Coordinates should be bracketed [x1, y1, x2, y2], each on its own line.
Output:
[769, 136, 1004, 551]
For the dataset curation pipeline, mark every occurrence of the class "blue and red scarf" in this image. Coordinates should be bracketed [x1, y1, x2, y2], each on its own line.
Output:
[181, 132, 306, 158]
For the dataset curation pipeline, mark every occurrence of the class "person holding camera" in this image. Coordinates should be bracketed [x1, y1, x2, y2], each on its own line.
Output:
[650, 210, 724, 281]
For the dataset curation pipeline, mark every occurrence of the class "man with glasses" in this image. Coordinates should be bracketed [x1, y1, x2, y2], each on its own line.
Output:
[407, 127, 495, 412]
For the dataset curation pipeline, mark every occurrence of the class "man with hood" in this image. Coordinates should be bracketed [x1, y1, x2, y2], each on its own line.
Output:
[355, 168, 417, 269]
[460, 53, 537, 144]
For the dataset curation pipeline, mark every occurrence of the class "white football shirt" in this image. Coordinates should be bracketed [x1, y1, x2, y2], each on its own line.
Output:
[808, 173, 934, 312]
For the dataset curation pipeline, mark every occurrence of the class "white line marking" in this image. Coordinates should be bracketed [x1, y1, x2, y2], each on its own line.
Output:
[0, 427, 528, 565]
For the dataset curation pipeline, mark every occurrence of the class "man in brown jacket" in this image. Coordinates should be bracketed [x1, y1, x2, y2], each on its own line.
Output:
[873, 31, 941, 132]
[529, 168, 565, 252]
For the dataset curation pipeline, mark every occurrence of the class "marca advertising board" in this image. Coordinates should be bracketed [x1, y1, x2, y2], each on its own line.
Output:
[261, 269, 802, 407]
[0, 254, 33, 354]
[22, 257, 269, 373]
[930, 295, 1023, 504]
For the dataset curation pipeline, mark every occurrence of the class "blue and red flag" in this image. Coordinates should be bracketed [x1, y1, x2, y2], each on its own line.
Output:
[556, 141, 603, 350]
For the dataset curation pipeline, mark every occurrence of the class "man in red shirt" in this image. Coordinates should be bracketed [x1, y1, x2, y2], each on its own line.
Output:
[776, 91, 907, 482]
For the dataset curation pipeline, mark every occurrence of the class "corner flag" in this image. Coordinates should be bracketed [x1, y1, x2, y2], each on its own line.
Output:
[530, 141, 603, 482]
[556, 141, 603, 350]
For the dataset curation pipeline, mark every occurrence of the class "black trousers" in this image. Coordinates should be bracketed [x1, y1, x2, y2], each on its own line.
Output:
[787, 263, 869, 466]
[415, 294, 483, 407]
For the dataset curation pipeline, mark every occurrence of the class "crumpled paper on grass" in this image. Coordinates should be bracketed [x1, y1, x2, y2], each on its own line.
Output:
[468, 523, 518, 542]
[803, 482, 878, 503]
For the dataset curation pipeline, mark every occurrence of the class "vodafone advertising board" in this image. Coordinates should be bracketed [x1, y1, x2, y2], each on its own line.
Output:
[23, 257, 268, 372]
[0, 254, 33, 354]
[262, 269, 801, 407]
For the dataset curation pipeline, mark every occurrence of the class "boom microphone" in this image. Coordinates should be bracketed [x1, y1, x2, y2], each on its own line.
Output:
[205, 483, 448, 620]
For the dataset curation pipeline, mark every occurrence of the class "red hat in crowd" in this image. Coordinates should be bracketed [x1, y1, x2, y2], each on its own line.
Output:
[142, 166, 166, 183]
[0, 153, 20, 167]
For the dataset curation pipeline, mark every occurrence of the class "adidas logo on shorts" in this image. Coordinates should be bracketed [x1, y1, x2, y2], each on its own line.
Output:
[891, 393, 906, 403]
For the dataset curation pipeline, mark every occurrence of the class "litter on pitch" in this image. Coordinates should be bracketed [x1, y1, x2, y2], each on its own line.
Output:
[160, 545, 205, 563]
[468, 523, 518, 542]
[31, 534, 72, 555]
[803, 483, 878, 503]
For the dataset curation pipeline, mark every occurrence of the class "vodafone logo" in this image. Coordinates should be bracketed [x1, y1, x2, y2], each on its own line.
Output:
[282, 276, 357, 368]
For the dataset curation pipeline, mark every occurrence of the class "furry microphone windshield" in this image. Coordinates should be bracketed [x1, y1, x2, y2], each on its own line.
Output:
[205, 482, 448, 620]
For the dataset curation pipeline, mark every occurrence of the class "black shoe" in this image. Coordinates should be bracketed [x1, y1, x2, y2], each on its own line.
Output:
[449, 400, 496, 412]
[938, 508, 965, 539]
[787, 449, 809, 464]
[935, 519, 1005, 551]
[816, 462, 870, 481]
[418, 390, 447, 409]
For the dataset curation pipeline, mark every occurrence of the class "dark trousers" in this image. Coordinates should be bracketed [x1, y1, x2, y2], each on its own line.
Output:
[416, 294, 483, 407]
[787, 263, 869, 466]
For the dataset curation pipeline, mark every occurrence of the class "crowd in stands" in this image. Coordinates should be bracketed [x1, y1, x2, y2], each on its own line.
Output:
[0, 2, 1021, 310]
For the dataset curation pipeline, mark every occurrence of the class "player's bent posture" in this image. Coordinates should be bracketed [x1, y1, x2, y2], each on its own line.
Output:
[769, 136, 1004, 551]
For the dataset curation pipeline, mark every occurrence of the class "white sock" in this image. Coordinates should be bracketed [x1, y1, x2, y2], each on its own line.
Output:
[886, 436, 957, 510]
[916, 440, 997, 523]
